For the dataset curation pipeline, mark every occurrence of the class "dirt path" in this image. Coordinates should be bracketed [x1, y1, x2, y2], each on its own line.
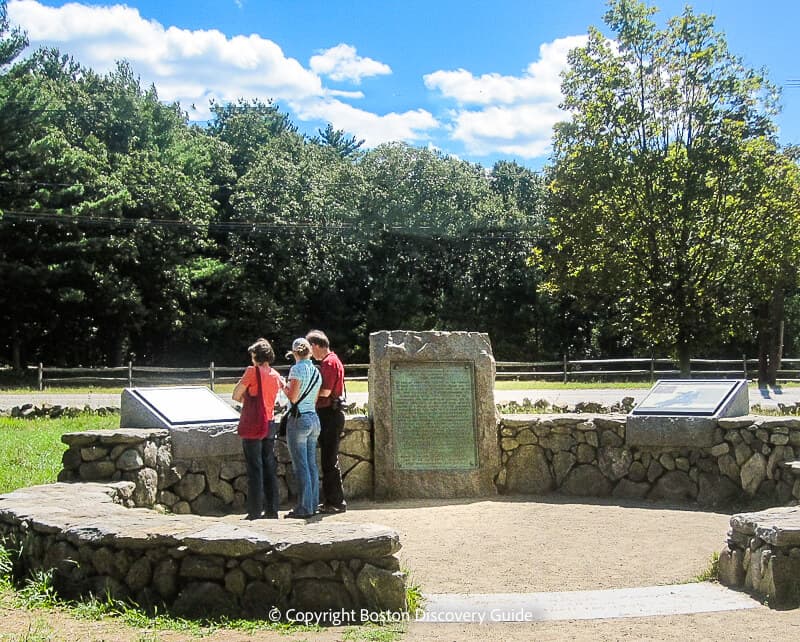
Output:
[326, 495, 731, 593]
[1, 495, 798, 641]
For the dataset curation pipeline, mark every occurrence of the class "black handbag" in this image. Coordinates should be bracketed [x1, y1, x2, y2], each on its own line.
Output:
[278, 368, 319, 437]
[278, 412, 289, 437]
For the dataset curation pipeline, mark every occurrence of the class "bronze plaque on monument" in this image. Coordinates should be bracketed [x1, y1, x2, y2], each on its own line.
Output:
[390, 361, 477, 470]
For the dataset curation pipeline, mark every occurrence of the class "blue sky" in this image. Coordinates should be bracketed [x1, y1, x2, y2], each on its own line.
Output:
[7, 0, 800, 169]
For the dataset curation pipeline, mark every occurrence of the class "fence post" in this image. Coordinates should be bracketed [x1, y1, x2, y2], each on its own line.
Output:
[128, 361, 133, 388]
[209, 361, 215, 391]
[38, 363, 43, 391]
[563, 354, 568, 384]
[743, 353, 747, 380]
[650, 354, 655, 383]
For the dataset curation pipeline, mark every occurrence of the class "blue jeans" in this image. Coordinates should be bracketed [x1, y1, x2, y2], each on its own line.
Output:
[241, 437, 279, 518]
[286, 411, 321, 515]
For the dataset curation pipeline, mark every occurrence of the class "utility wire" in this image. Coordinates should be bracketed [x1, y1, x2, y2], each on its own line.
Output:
[0, 208, 541, 240]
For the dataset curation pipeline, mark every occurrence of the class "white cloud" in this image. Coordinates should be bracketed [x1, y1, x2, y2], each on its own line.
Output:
[291, 96, 438, 147]
[424, 35, 584, 106]
[309, 44, 391, 84]
[6, 0, 437, 142]
[424, 35, 587, 158]
[451, 103, 564, 158]
[8, 0, 323, 102]
[6, 1, 585, 161]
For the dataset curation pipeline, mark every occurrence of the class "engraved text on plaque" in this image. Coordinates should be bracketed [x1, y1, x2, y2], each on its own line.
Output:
[390, 362, 477, 470]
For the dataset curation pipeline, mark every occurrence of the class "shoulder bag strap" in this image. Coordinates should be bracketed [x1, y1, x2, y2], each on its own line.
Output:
[290, 367, 320, 410]
[255, 364, 263, 400]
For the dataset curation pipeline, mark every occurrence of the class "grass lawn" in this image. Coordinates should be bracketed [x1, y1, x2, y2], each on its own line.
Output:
[0, 414, 118, 493]
[3, 380, 796, 395]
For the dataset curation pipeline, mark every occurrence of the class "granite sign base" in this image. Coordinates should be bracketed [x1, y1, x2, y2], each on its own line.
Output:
[369, 330, 500, 499]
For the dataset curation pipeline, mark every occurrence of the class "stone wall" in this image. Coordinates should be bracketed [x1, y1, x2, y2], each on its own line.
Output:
[497, 414, 800, 505]
[58, 415, 374, 515]
[60, 412, 800, 511]
[719, 506, 800, 607]
[0, 482, 405, 619]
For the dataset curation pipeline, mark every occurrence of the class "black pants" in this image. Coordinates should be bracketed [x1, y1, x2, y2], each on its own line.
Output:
[317, 406, 346, 508]
[242, 437, 279, 517]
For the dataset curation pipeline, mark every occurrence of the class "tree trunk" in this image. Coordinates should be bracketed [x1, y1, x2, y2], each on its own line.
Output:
[676, 340, 691, 377]
[766, 289, 785, 385]
[11, 338, 22, 372]
[757, 300, 770, 385]
[756, 288, 785, 386]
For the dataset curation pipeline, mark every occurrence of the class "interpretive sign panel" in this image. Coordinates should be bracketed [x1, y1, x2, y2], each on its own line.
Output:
[631, 380, 747, 417]
[136, 387, 239, 424]
[627, 379, 749, 448]
[121, 386, 239, 429]
[391, 362, 477, 470]
[369, 330, 499, 498]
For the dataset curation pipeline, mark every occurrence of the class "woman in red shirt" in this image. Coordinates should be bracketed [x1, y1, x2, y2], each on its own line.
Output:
[232, 338, 285, 519]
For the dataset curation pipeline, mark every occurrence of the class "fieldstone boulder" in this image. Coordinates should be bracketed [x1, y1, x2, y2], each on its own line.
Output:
[293, 578, 354, 612]
[612, 479, 650, 499]
[697, 472, 739, 506]
[648, 470, 697, 501]
[117, 448, 144, 471]
[340, 429, 372, 459]
[79, 460, 116, 481]
[174, 473, 206, 502]
[718, 454, 740, 482]
[343, 460, 373, 499]
[552, 452, 576, 486]
[131, 467, 158, 506]
[560, 465, 613, 497]
[505, 445, 553, 494]
[718, 546, 745, 587]
[356, 563, 406, 612]
[598, 447, 633, 481]
[741, 453, 767, 496]
[172, 581, 238, 619]
[241, 580, 281, 617]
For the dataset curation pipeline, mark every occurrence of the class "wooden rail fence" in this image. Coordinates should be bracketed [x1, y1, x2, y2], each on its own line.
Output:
[23, 356, 800, 390]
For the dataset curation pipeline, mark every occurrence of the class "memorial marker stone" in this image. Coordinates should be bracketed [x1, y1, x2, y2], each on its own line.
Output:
[369, 330, 499, 498]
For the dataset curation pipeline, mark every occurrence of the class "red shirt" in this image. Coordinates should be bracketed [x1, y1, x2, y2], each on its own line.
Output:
[316, 351, 344, 409]
[239, 365, 282, 419]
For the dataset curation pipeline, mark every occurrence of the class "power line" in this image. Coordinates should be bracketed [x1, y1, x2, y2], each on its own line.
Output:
[0, 179, 87, 188]
[0, 208, 541, 241]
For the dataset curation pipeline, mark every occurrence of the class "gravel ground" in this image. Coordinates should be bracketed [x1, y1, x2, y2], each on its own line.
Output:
[2, 494, 797, 641]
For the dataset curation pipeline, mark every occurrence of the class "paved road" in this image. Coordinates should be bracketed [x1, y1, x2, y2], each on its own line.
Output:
[2, 386, 798, 410]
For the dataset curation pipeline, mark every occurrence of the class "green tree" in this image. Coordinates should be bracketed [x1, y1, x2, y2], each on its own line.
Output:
[0, 1, 25, 68]
[0, 49, 217, 366]
[546, 0, 780, 374]
[225, 130, 368, 359]
[737, 143, 800, 384]
[313, 123, 365, 158]
[206, 98, 296, 176]
[357, 143, 547, 359]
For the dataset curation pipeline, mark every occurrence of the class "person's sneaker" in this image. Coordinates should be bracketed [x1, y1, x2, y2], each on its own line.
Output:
[262, 512, 279, 520]
[319, 504, 346, 514]
[284, 510, 311, 519]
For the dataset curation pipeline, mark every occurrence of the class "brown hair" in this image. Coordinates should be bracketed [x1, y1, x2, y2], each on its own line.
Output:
[248, 338, 275, 365]
[306, 329, 330, 349]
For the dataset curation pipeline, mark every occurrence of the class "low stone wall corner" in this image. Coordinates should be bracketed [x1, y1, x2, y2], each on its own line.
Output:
[496, 413, 800, 506]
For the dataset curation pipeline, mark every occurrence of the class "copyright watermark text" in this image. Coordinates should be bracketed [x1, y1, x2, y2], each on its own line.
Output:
[267, 607, 539, 625]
